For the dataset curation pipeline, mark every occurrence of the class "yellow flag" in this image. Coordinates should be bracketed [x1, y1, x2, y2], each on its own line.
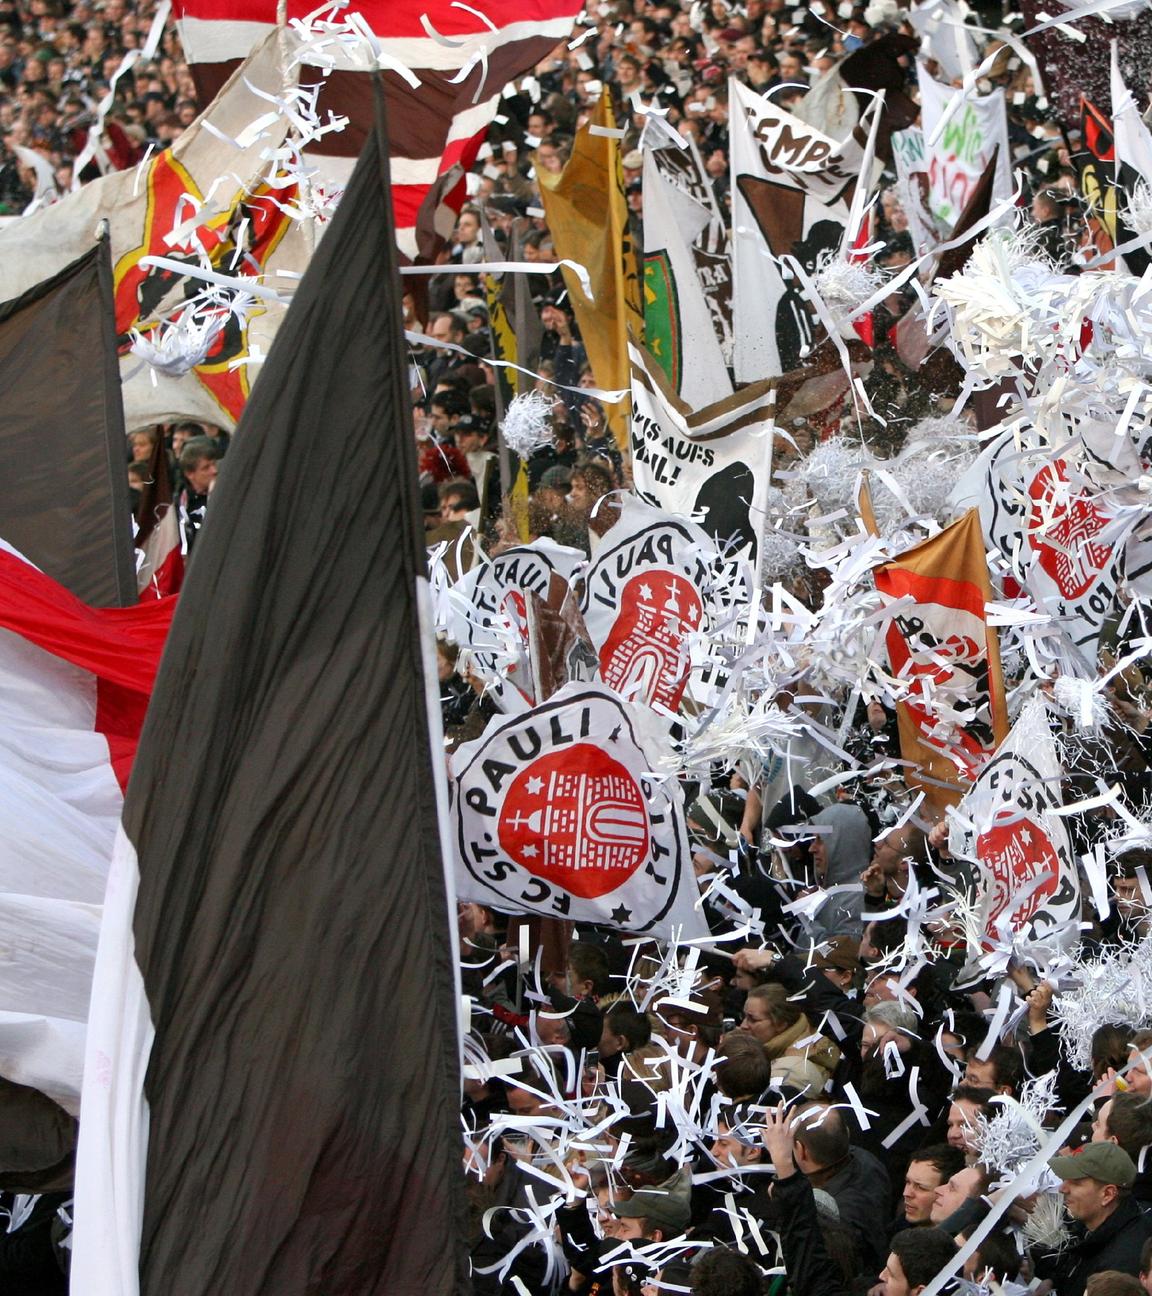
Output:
[874, 510, 1009, 810]
[537, 89, 642, 453]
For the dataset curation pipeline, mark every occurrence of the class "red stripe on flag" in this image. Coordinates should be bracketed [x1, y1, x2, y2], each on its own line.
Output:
[0, 548, 174, 790]
[174, 0, 581, 36]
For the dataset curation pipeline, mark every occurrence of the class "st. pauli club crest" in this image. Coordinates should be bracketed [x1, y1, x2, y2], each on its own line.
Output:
[970, 432, 1128, 665]
[451, 685, 705, 937]
[950, 696, 1080, 954]
[580, 498, 731, 713]
[448, 539, 585, 712]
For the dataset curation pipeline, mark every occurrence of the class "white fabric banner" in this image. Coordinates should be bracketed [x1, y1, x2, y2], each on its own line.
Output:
[730, 78, 871, 381]
[641, 151, 733, 408]
[0, 552, 122, 1114]
[917, 68, 1013, 234]
[629, 342, 774, 565]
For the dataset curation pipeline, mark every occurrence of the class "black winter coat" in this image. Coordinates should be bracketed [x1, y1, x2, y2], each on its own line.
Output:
[1033, 1195, 1152, 1296]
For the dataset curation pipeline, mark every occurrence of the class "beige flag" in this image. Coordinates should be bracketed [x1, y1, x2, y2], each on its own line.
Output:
[537, 89, 643, 453]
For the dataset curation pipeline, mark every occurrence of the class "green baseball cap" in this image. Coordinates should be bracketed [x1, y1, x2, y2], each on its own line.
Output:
[611, 1187, 691, 1235]
[1050, 1142, 1137, 1188]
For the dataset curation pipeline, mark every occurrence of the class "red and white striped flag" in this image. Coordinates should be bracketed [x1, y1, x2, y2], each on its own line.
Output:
[0, 543, 171, 1113]
[173, 0, 588, 257]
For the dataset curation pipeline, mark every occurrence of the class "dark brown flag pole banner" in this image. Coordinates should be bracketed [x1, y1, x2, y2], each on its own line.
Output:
[0, 238, 135, 608]
[70, 85, 469, 1296]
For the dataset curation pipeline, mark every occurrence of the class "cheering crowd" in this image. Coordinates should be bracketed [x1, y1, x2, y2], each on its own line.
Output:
[4, 0, 1152, 1292]
[414, 6, 1152, 1296]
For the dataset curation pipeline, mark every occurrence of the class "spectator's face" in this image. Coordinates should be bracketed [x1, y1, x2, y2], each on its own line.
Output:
[710, 1125, 760, 1168]
[185, 456, 217, 494]
[963, 1056, 999, 1090]
[429, 405, 452, 436]
[1091, 1099, 1114, 1144]
[453, 274, 477, 301]
[536, 142, 562, 173]
[903, 1160, 944, 1223]
[931, 1166, 982, 1223]
[455, 212, 479, 244]
[864, 973, 901, 1009]
[810, 834, 828, 879]
[535, 1012, 571, 1047]
[1115, 876, 1149, 929]
[429, 316, 457, 345]
[129, 432, 154, 460]
[567, 474, 595, 510]
[440, 493, 468, 520]
[778, 55, 803, 80]
[1059, 1175, 1116, 1228]
[738, 999, 776, 1044]
[506, 1086, 541, 1117]
[945, 1101, 981, 1155]
[599, 1018, 627, 1059]
[879, 1251, 912, 1296]
[1127, 1046, 1152, 1095]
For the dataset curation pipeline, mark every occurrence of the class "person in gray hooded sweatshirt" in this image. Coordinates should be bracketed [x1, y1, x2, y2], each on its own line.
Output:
[804, 802, 874, 944]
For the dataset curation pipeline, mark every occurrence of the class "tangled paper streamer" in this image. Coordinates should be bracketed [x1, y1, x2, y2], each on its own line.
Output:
[501, 389, 557, 457]
[1052, 935, 1152, 1071]
[129, 288, 254, 379]
[786, 436, 876, 520]
[1120, 179, 1152, 240]
[1052, 676, 1109, 732]
[972, 1072, 1062, 1181]
[813, 254, 885, 321]
[1022, 1189, 1073, 1253]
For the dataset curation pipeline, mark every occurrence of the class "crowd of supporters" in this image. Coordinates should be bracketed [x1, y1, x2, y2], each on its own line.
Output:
[3, 0, 1152, 1293]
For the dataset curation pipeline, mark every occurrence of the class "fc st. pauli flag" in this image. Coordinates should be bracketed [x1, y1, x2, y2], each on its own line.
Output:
[629, 342, 776, 563]
[448, 538, 586, 714]
[874, 509, 1009, 808]
[949, 694, 1080, 956]
[452, 683, 705, 938]
[580, 494, 746, 716]
[951, 430, 1131, 669]
[730, 77, 875, 381]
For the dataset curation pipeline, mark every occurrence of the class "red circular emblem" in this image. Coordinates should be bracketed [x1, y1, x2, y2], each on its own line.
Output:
[977, 814, 1060, 932]
[1027, 461, 1109, 599]
[598, 570, 703, 710]
[498, 744, 650, 899]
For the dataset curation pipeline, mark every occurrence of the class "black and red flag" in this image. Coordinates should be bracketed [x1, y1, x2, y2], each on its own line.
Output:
[0, 241, 136, 608]
[72, 94, 468, 1296]
[1076, 97, 1118, 266]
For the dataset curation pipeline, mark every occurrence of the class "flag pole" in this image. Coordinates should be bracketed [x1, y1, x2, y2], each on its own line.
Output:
[479, 208, 515, 528]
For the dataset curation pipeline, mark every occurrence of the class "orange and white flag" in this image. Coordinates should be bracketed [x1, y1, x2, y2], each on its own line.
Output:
[874, 509, 1009, 808]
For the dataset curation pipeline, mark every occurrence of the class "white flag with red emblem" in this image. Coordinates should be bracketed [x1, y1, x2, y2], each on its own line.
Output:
[579, 495, 745, 716]
[949, 695, 1079, 956]
[952, 429, 1135, 668]
[448, 538, 587, 713]
[451, 682, 706, 938]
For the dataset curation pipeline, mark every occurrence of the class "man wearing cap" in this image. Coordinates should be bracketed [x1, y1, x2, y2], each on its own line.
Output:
[1034, 1143, 1152, 1296]
[611, 1184, 691, 1242]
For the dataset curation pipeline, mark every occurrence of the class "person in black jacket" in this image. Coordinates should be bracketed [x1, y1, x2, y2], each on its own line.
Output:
[791, 1100, 893, 1280]
[1034, 1143, 1152, 1296]
[760, 1103, 852, 1296]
